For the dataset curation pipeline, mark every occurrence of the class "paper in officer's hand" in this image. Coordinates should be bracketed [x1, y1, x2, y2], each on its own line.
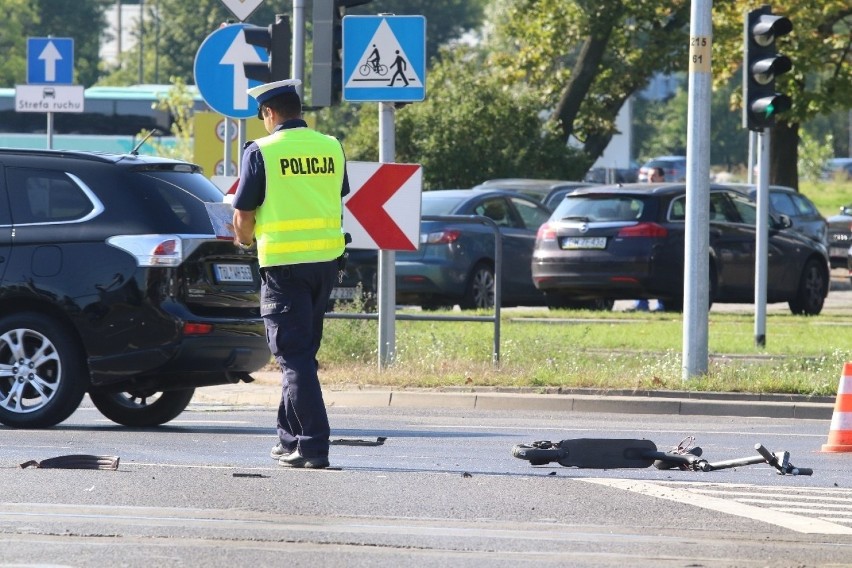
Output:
[205, 202, 235, 238]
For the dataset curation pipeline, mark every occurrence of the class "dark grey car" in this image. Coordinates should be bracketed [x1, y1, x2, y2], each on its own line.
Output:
[396, 190, 552, 309]
[827, 203, 852, 268]
[723, 184, 827, 246]
[531, 184, 830, 315]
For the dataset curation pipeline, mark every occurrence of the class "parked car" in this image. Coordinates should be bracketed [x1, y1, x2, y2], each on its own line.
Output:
[531, 184, 830, 315]
[472, 178, 593, 207]
[0, 148, 269, 428]
[637, 156, 687, 182]
[583, 162, 639, 184]
[722, 184, 827, 246]
[338, 190, 551, 310]
[544, 186, 599, 211]
[398, 190, 552, 309]
[822, 158, 852, 181]
[827, 203, 852, 268]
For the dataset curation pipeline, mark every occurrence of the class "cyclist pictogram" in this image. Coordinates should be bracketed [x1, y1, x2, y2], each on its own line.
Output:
[359, 44, 388, 77]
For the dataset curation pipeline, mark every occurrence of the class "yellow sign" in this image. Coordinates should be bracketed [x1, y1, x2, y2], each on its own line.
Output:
[192, 112, 267, 178]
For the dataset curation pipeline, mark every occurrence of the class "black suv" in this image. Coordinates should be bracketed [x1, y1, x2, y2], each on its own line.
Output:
[0, 149, 269, 428]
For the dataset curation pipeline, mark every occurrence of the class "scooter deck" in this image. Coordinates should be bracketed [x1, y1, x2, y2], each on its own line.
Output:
[556, 438, 657, 469]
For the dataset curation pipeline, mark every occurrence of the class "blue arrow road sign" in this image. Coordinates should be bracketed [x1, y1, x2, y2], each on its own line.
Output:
[27, 37, 74, 84]
[343, 16, 426, 103]
[194, 24, 267, 119]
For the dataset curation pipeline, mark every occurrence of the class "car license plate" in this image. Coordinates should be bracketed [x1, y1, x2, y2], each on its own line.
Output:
[829, 246, 849, 257]
[214, 264, 253, 283]
[330, 287, 358, 300]
[561, 237, 607, 250]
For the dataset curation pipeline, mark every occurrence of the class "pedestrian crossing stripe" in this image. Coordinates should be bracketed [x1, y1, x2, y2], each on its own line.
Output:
[342, 15, 426, 103]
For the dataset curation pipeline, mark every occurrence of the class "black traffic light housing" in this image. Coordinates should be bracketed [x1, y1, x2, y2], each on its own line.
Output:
[742, 5, 793, 131]
[312, 0, 373, 107]
[243, 14, 292, 83]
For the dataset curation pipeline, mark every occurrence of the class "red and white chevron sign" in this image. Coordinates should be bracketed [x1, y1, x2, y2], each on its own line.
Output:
[343, 161, 422, 250]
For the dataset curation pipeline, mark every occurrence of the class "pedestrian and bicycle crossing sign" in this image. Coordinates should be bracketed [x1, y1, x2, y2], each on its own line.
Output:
[342, 15, 426, 103]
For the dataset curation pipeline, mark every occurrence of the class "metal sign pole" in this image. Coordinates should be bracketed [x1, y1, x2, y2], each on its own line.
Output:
[292, 0, 305, 89]
[377, 102, 396, 370]
[238, 118, 246, 170]
[682, 0, 712, 379]
[747, 131, 756, 185]
[46, 112, 54, 149]
[223, 118, 232, 175]
[754, 129, 769, 347]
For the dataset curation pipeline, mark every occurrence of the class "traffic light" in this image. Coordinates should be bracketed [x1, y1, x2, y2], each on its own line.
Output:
[243, 14, 292, 83]
[312, 1, 372, 107]
[742, 5, 793, 131]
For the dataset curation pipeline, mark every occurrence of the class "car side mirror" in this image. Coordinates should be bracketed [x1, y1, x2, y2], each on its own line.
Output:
[769, 213, 792, 231]
[841, 205, 852, 216]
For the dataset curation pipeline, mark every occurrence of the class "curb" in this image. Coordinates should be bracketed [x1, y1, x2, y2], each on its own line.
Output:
[190, 373, 835, 421]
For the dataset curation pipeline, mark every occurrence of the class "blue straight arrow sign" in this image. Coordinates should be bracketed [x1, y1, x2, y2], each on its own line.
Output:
[194, 24, 267, 119]
[27, 37, 74, 85]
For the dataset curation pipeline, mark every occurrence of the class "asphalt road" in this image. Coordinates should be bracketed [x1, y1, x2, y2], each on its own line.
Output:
[1, 404, 850, 567]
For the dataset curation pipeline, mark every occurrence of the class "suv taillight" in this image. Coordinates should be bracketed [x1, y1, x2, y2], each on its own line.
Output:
[107, 235, 184, 267]
[617, 223, 668, 238]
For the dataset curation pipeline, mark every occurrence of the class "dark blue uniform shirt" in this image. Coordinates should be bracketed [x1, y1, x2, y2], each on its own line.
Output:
[233, 119, 350, 212]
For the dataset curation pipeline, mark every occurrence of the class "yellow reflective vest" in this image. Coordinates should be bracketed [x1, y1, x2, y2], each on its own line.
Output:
[254, 127, 346, 268]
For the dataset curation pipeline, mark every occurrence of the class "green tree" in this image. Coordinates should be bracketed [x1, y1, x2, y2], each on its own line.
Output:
[345, 0, 487, 64]
[138, 76, 194, 161]
[101, 0, 485, 87]
[0, 0, 38, 86]
[0, 0, 108, 88]
[34, 0, 111, 87]
[344, 46, 584, 189]
[100, 0, 241, 85]
[634, 75, 748, 170]
[712, 1, 852, 189]
[486, 0, 693, 172]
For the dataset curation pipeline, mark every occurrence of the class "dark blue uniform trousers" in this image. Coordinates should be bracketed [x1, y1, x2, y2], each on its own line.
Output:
[259, 259, 337, 459]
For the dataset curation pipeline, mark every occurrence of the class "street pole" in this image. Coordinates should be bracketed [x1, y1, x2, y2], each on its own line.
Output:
[747, 131, 756, 184]
[292, 0, 305, 94]
[682, 0, 712, 380]
[754, 130, 769, 347]
[46, 112, 54, 150]
[377, 102, 396, 369]
[223, 118, 232, 175]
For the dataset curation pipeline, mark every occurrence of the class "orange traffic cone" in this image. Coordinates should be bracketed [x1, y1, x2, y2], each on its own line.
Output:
[822, 362, 852, 453]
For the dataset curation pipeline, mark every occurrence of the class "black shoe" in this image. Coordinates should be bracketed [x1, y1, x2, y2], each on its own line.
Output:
[270, 442, 294, 460]
[278, 451, 330, 469]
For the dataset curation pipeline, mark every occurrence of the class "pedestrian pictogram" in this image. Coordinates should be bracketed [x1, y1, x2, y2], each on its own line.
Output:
[343, 162, 422, 250]
[343, 16, 425, 103]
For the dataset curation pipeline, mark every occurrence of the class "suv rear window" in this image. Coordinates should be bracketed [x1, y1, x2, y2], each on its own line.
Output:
[128, 170, 224, 234]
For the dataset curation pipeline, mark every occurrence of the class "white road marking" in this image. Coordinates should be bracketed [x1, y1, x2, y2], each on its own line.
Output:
[582, 478, 852, 535]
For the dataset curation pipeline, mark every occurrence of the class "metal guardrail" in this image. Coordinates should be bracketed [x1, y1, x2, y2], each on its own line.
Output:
[325, 214, 503, 366]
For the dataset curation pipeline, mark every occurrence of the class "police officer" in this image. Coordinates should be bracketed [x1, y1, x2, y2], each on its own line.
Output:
[231, 79, 349, 469]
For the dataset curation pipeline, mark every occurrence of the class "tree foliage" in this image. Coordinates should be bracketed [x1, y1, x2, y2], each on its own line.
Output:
[344, 46, 584, 189]
[708, 0, 852, 187]
[139, 76, 194, 161]
[634, 75, 748, 170]
[345, 0, 487, 64]
[485, 0, 692, 171]
[0, 0, 109, 87]
[100, 0, 486, 86]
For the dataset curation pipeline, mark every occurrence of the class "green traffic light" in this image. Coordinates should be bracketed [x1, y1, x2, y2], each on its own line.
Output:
[765, 102, 776, 117]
